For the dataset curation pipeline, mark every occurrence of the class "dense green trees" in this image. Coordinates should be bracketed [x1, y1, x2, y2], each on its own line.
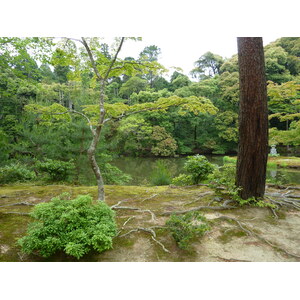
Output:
[0, 36, 300, 192]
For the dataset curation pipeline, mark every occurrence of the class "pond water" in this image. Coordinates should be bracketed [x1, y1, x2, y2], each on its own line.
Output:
[111, 155, 300, 186]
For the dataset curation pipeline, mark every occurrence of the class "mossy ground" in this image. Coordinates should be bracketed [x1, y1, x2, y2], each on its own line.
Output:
[268, 156, 300, 168]
[1, 183, 300, 262]
[224, 156, 300, 168]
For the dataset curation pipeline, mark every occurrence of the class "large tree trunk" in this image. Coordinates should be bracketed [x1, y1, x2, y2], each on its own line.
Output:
[236, 37, 269, 200]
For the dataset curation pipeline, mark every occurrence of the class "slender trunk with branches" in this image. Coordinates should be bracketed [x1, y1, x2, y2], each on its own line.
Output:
[81, 37, 125, 201]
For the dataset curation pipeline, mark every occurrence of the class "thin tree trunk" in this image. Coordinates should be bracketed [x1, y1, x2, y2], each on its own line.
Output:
[81, 37, 125, 202]
[236, 37, 269, 200]
[87, 80, 107, 201]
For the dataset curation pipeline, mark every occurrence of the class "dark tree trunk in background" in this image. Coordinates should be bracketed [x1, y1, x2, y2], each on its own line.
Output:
[236, 37, 269, 199]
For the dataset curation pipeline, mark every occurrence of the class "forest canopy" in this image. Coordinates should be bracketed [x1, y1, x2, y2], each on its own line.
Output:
[1, 37, 300, 187]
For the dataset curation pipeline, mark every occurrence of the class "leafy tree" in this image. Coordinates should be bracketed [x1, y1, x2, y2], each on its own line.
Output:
[191, 52, 224, 80]
[268, 81, 300, 146]
[39, 63, 55, 83]
[151, 126, 178, 157]
[170, 73, 191, 91]
[139, 45, 161, 87]
[119, 76, 148, 99]
[25, 37, 218, 201]
[264, 44, 293, 83]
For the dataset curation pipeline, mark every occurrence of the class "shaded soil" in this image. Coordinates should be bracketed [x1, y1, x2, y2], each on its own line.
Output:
[0, 183, 300, 262]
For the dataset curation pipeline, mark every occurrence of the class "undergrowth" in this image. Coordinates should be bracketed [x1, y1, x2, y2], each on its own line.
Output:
[18, 193, 117, 259]
[166, 212, 210, 250]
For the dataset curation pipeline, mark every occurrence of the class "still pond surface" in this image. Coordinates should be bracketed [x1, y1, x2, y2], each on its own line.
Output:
[111, 156, 300, 186]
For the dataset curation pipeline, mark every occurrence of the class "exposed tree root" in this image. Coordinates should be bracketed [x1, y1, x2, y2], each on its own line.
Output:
[267, 184, 300, 190]
[117, 226, 171, 253]
[183, 191, 214, 206]
[111, 200, 157, 221]
[0, 212, 30, 216]
[212, 255, 251, 262]
[269, 207, 278, 219]
[140, 194, 158, 203]
[215, 215, 300, 260]
[265, 194, 300, 210]
[162, 205, 237, 216]
[151, 236, 171, 253]
[0, 201, 35, 208]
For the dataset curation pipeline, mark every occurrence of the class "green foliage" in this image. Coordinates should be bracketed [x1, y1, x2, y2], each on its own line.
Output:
[18, 193, 117, 259]
[208, 164, 240, 200]
[35, 159, 74, 182]
[101, 163, 132, 185]
[266, 172, 288, 185]
[171, 174, 194, 186]
[150, 160, 172, 186]
[183, 155, 215, 184]
[191, 51, 224, 79]
[0, 163, 36, 184]
[166, 212, 210, 250]
[209, 165, 276, 208]
[0, 129, 10, 164]
[119, 76, 148, 98]
[151, 126, 178, 157]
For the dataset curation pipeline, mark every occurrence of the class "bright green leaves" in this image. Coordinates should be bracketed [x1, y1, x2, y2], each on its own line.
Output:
[18, 193, 117, 259]
[25, 103, 71, 126]
[267, 80, 300, 146]
[82, 95, 218, 123]
[268, 80, 300, 117]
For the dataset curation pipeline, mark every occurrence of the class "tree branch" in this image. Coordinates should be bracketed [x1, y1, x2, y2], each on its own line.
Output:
[81, 37, 103, 80]
[104, 37, 125, 80]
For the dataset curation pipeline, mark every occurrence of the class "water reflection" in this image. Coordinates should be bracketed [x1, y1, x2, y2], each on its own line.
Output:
[77, 155, 300, 186]
[111, 156, 300, 186]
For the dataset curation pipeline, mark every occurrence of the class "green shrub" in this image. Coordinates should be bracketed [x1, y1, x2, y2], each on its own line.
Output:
[0, 163, 36, 184]
[35, 159, 74, 181]
[208, 164, 241, 202]
[150, 160, 172, 186]
[18, 193, 117, 259]
[172, 174, 194, 186]
[208, 164, 275, 207]
[166, 212, 210, 249]
[183, 155, 215, 184]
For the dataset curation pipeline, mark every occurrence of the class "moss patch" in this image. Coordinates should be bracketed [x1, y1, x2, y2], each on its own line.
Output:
[218, 228, 247, 243]
[1, 183, 300, 262]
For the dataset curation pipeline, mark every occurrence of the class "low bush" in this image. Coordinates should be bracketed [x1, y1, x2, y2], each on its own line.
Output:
[166, 212, 210, 250]
[171, 174, 193, 186]
[172, 155, 215, 186]
[18, 193, 117, 259]
[35, 159, 74, 182]
[0, 163, 36, 184]
[183, 155, 215, 184]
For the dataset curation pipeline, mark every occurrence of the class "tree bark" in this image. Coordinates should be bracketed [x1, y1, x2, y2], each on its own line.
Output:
[236, 37, 269, 199]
